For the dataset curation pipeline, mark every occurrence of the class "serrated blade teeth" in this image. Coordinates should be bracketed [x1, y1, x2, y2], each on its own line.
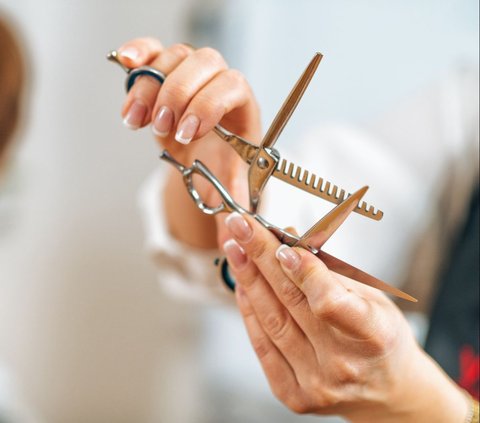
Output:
[274, 158, 383, 221]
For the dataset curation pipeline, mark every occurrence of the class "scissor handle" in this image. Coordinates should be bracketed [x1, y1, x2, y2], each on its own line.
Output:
[160, 150, 303, 243]
[125, 66, 166, 92]
[159, 150, 244, 216]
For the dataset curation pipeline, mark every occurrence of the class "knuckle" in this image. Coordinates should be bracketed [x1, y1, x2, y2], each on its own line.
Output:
[316, 389, 340, 409]
[239, 270, 261, 289]
[225, 68, 247, 86]
[194, 92, 225, 119]
[279, 280, 305, 308]
[300, 262, 321, 287]
[263, 312, 289, 341]
[312, 294, 343, 320]
[196, 47, 226, 68]
[303, 377, 339, 409]
[332, 360, 361, 385]
[365, 326, 396, 357]
[310, 288, 349, 321]
[348, 303, 397, 357]
[247, 238, 269, 262]
[284, 396, 310, 414]
[251, 336, 271, 360]
[162, 80, 191, 104]
[168, 43, 192, 59]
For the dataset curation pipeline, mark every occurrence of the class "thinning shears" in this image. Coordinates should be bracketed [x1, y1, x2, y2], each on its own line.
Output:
[107, 50, 382, 220]
[107, 49, 416, 302]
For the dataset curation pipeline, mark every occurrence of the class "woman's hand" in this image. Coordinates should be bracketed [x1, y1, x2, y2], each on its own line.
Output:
[223, 211, 469, 422]
[115, 38, 261, 248]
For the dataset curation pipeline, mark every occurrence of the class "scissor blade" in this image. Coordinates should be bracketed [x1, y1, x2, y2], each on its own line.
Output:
[295, 186, 368, 250]
[273, 158, 384, 221]
[261, 52, 323, 150]
[213, 126, 260, 164]
[317, 250, 417, 302]
[247, 53, 323, 213]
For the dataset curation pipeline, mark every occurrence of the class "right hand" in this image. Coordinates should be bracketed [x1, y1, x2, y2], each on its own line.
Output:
[115, 38, 262, 248]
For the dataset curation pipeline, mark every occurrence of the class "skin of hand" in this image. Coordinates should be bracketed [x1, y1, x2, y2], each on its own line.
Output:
[222, 211, 469, 422]
[115, 38, 262, 249]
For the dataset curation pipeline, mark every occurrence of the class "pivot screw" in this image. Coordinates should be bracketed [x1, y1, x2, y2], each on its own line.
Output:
[257, 157, 269, 169]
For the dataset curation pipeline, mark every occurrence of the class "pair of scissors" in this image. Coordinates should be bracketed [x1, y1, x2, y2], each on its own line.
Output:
[158, 149, 416, 302]
[106, 49, 416, 302]
[107, 50, 383, 220]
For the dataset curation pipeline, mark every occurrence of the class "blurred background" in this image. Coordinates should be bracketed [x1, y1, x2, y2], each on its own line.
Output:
[0, 0, 477, 422]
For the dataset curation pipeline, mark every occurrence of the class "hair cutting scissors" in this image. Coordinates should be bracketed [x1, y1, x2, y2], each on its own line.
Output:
[107, 49, 416, 302]
[158, 150, 416, 302]
[107, 50, 383, 220]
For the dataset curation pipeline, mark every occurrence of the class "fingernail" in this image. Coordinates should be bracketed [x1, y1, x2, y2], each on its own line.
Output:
[152, 106, 173, 137]
[223, 239, 247, 269]
[118, 47, 140, 62]
[275, 245, 300, 270]
[175, 114, 200, 144]
[225, 212, 253, 242]
[123, 101, 147, 129]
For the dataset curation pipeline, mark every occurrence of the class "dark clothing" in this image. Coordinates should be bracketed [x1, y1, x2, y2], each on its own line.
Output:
[425, 186, 479, 399]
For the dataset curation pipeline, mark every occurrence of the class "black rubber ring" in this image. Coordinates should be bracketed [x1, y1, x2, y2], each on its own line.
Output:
[126, 66, 166, 92]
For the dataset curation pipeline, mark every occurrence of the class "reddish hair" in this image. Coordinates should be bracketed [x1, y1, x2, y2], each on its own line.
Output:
[0, 16, 24, 161]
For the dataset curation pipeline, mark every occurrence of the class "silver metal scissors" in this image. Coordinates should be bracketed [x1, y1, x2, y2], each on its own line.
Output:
[107, 50, 383, 220]
[107, 49, 415, 302]
[159, 150, 416, 302]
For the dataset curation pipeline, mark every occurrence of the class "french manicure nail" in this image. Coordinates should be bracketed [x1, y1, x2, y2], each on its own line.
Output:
[175, 114, 200, 144]
[152, 106, 173, 137]
[118, 47, 140, 62]
[275, 244, 300, 270]
[225, 212, 253, 242]
[223, 239, 247, 269]
[123, 101, 147, 129]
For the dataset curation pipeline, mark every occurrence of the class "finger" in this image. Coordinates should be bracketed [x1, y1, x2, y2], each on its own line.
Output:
[117, 37, 164, 68]
[284, 226, 299, 236]
[176, 68, 253, 140]
[222, 236, 317, 378]
[214, 171, 249, 248]
[122, 43, 194, 130]
[234, 285, 304, 407]
[275, 245, 381, 341]
[152, 47, 228, 144]
[225, 212, 312, 326]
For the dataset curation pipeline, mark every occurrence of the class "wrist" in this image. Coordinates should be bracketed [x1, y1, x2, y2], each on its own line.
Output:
[387, 348, 469, 423]
[464, 391, 479, 423]
[348, 342, 469, 423]
[163, 169, 218, 249]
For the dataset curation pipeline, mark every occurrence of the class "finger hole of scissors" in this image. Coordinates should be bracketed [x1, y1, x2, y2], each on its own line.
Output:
[126, 68, 166, 92]
[185, 172, 226, 215]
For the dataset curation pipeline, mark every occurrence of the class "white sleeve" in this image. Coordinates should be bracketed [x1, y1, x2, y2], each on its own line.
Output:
[138, 168, 234, 304]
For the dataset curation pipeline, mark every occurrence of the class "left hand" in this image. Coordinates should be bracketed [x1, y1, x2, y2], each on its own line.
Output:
[115, 39, 261, 249]
[222, 211, 468, 422]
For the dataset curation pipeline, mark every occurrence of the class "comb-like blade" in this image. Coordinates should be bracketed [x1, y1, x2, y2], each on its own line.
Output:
[295, 186, 368, 250]
[273, 158, 383, 221]
[317, 251, 417, 302]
